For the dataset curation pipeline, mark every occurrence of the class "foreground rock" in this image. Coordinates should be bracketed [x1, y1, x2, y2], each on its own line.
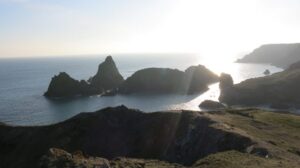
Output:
[236, 43, 300, 68]
[44, 56, 124, 98]
[199, 100, 225, 109]
[40, 148, 110, 168]
[1, 106, 300, 168]
[219, 61, 300, 108]
[119, 65, 219, 94]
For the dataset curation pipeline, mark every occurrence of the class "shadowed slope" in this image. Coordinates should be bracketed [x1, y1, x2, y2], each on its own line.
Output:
[0, 106, 254, 168]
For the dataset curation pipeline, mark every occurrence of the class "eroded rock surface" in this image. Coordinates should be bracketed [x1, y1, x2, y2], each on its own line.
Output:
[1, 107, 300, 168]
[0, 106, 255, 168]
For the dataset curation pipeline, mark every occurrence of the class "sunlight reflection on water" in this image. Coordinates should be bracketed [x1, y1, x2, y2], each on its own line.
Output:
[171, 62, 283, 111]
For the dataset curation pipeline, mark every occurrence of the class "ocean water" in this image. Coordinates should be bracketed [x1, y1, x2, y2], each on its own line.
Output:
[0, 54, 282, 126]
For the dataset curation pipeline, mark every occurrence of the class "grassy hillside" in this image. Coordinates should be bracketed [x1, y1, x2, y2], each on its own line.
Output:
[1, 107, 300, 168]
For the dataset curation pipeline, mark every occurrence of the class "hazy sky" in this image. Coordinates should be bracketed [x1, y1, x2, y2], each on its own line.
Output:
[1, 0, 300, 59]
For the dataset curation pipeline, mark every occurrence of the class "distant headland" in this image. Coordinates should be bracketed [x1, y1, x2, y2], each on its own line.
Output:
[237, 43, 300, 69]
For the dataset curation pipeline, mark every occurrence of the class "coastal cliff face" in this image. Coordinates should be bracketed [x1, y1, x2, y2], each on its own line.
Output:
[219, 61, 300, 108]
[1, 106, 300, 168]
[119, 65, 219, 94]
[237, 43, 300, 68]
[0, 106, 256, 168]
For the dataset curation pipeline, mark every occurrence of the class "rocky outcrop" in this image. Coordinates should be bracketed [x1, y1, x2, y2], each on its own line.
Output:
[236, 43, 300, 68]
[39, 148, 181, 168]
[1, 107, 300, 167]
[184, 65, 219, 94]
[119, 65, 219, 94]
[44, 56, 124, 98]
[199, 100, 225, 109]
[0, 106, 256, 168]
[40, 148, 110, 168]
[219, 73, 234, 91]
[89, 56, 124, 91]
[219, 62, 300, 108]
[45, 57, 218, 97]
[263, 69, 270, 75]
[44, 72, 96, 97]
[119, 68, 187, 94]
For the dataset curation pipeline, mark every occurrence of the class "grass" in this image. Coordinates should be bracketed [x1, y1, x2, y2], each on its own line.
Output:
[111, 109, 300, 168]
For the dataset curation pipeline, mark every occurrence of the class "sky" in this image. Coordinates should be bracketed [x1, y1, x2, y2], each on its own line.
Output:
[1, 0, 300, 60]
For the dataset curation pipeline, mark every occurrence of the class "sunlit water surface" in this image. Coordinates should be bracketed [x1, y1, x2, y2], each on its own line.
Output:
[0, 54, 283, 125]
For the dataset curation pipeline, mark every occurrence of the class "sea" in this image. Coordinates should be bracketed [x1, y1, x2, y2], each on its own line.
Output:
[0, 54, 283, 126]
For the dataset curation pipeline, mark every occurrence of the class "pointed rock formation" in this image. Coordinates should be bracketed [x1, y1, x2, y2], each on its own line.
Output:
[90, 56, 124, 91]
[45, 56, 124, 98]
[45, 57, 218, 97]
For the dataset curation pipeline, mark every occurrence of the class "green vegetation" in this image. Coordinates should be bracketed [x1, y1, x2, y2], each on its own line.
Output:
[2, 107, 300, 168]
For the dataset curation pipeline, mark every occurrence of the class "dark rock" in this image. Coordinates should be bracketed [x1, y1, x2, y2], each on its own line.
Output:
[40, 148, 110, 168]
[263, 69, 270, 75]
[119, 68, 187, 94]
[90, 56, 124, 91]
[199, 100, 225, 109]
[0, 106, 254, 168]
[45, 57, 218, 97]
[119, 65, 219, 94]
[44, 56, 123, 98]
[219, 61, 300, 108]
[236, 43, 300, 69]
[184, 65, 219, 94]
[44, 72, 96, 97]
[248, 146, 270, 158]
[219, 73, 234, 91]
